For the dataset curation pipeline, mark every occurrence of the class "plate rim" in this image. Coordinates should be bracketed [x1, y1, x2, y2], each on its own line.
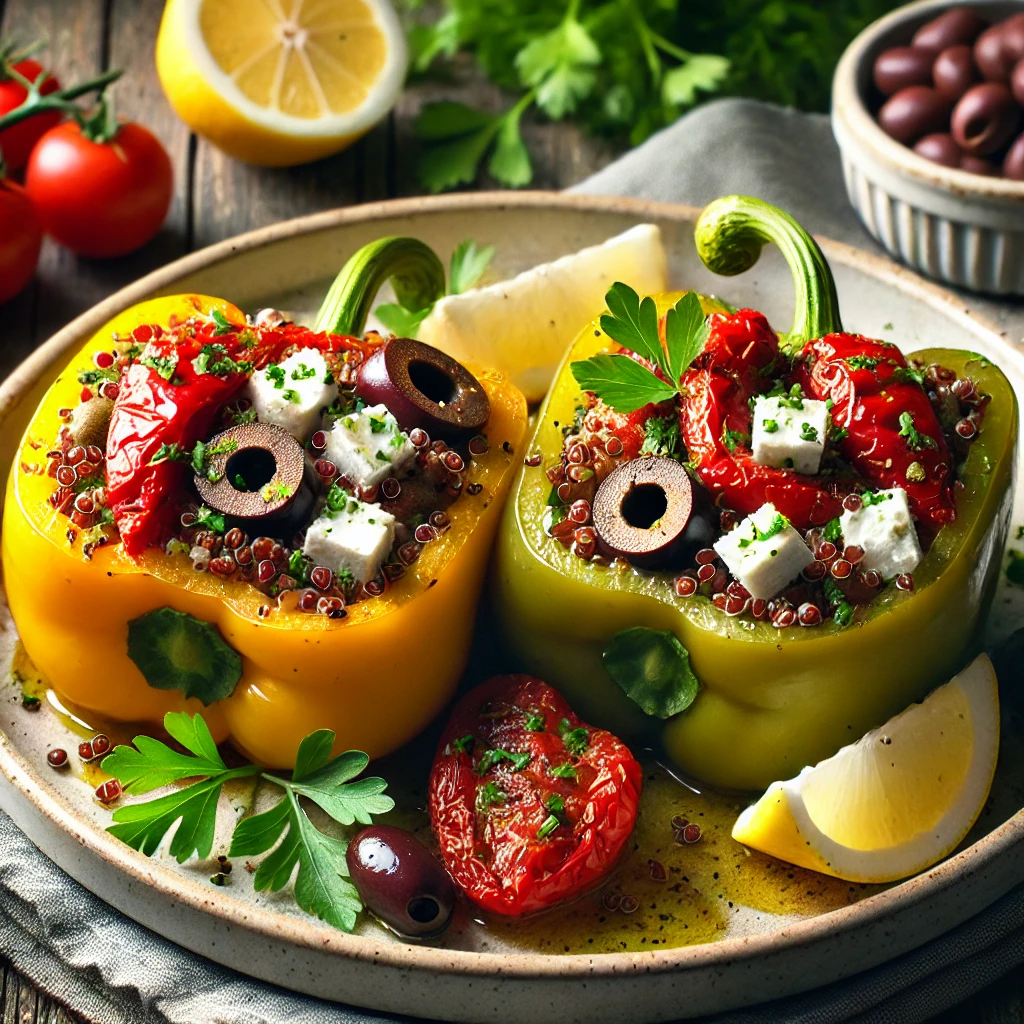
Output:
[1, 189, 1022, 980]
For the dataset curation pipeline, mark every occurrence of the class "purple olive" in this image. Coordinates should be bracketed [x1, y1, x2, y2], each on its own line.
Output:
[960, 153, 999, 175]
[346, 825, 455, 939]
[933, 44, 979, 101]
[592, 456, 715, 570]
[974, 15, 1024, 83]
[1003, 132, 1024, 178]
[877, 85, 951, 144]
[951, 82, 1019, 154]
[873, 46, 935, 96]
[913, 132, 963, 167]
[912, 7, 986, 53]
[355, 337, 489, 442]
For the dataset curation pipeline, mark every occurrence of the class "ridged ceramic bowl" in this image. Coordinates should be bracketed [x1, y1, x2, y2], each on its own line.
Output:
[832, 0, 1024, 295]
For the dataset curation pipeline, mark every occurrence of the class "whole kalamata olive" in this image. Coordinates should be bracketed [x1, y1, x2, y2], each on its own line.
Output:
[933, 44, 979, 101]
[913, 132, 963, 167]
[1003, 132, 1024, 178]
[877, 85, 951, 144]
[974, 15, 1024, 83]
[592, 456, 715, 570]
[873, 46, 935, 96]
[951, 82, 1019, 154]
[347, 825, 455, 939]
[912, 7, 986, 53]
[1011, 57, 1024, 106]
[355, 337, 490, 442]
[960, 153, 998, 175]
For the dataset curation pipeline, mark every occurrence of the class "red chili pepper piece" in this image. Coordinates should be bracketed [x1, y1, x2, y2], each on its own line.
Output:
[679, 311, 844, 530]
[793, 334, 955, 529]
[428, 674, 642, 917]
[105, 315, 372, 556]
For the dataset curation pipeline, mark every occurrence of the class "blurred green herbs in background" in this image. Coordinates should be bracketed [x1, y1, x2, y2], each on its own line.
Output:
[401, 0, 904, 192]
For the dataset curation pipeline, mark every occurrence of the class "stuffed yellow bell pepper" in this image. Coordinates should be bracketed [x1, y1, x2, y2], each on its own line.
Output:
[496, 197, 1016, 790]
[4, 238, 527, 767]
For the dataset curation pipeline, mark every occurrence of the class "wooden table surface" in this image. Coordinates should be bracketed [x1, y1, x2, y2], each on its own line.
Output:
[0, 1, 1021, 1021]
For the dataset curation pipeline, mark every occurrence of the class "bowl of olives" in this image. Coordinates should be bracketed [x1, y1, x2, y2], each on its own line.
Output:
[833, 0, 1024, 294]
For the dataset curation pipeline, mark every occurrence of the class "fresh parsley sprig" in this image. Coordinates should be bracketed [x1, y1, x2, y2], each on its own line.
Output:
[376, 238, 496, 337]
[570, 283, 708, 413]
[102, 713, 394, 932]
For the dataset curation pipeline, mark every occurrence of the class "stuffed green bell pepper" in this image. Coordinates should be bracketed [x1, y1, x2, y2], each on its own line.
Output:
[495, 196, 1017, 791]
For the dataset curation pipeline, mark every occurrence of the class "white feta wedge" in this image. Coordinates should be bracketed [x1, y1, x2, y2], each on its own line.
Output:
[303, 494, 395, 584]
[323, 403, 416, 489]
[714, 502, 814, 601]
[751, 394, 830, 475]
[245, 347, 336, 441]
[839, 488, 922, 579]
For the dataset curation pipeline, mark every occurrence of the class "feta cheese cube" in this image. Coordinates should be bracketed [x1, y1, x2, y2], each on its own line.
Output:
[839, 488, 922, 579]
[245, 347, 336, 441]
[751, 394, 830, 475]
[323, 404, 416, 489]
[713, 502, 814, 600]
[302, 496, 395, 584]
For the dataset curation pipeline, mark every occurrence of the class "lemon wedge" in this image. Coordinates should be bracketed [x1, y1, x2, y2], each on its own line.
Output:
[731, 654, 1000, 883]
[156, 0, 407, 167]
[416, 224, 668, 403]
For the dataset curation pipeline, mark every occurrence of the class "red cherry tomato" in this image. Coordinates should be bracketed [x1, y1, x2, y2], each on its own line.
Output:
[25, 120, 172, 258]
[429, 675, 642, 916]
[0, 59, 61, 170]
[0, 175, 42, 304]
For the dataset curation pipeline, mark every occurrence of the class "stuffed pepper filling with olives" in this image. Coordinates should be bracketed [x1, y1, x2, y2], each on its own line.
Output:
[5, 237, 528, 768]
[497, 197, 1016, 791]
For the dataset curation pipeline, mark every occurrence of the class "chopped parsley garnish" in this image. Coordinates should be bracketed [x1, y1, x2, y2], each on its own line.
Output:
[861, 489, 892, 508]
[822, 577, 845, 607]
[375, 450, 391, 462]
[639, 415, 681, 458]
[893, 365, 926, 387]
[476, 781, 508, 812]
[770, 382, 804, 409]
[823, 517, 843, 543]
[194, 506, 225, 533]
[260, 481, 292, 503]
[325, 482, 352, 514]
[833, 602, 854, 627]
[799, 422, 819, 442]
[287, 549, 310, 585]
[846, 355, 880, 372]
[722, 428, 749, 453]
[544, 794, 565, 814]
[140, 351, 178, 380]
[266, 365, 286, 389]
[898, 411, 937, 451]
[291, 363, 317, 381]
[368, 415, 389, 434]
[549, 763, 577, 779]
[738, 511, 787, 548]
[477, 748, 532, 773]
[523, 712, 546, 731]
[536, 815, 561, 839]
[148, 442, 188, 466]
[210, 309, 235, 336]
[761, 418, 779, 434]
[190, 437, 238, 474]
[77, 367, 120, 385]
[452, 734, 475, 754]
[558, 718, 589, 756]
[282, 389, 300, 404]
[234, 473, 247, 489]
[830, 425, 849, 443]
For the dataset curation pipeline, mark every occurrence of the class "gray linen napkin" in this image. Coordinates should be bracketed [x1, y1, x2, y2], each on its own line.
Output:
[2, 97, 1023, 1024]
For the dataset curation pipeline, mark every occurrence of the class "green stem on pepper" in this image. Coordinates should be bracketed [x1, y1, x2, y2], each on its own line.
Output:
[313, 236, 447, 337]
[694, 195, 843, 350]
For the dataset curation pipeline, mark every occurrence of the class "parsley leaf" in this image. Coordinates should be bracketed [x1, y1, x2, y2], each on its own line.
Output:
[211, 309, 235, 336]
[662, 53, 731, 107]
[603, 627, 699, 719]
[104, 714, 393, 933]
[640, 415, 680, 458]
[600, 282, 664, 371]
[664, 289, 710, 384]
[570, 354, 677, 413]
[898, 411, 937, 451]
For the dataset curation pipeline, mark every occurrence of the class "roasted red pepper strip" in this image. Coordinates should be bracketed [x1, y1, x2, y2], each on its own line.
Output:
[793, 334, 955, 529]
[429, 675, 642, 916]
[105, 312, 370, 556]
[678, 309, 844, 529]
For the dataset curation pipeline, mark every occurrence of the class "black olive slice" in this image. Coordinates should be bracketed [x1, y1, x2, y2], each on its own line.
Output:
[592, 456, 716, 570]
[194, 422, 321, 537]
[355, 337, 489, 441]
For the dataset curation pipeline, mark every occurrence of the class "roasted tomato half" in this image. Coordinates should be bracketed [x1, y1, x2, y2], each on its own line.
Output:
[428, 675, 642, 916]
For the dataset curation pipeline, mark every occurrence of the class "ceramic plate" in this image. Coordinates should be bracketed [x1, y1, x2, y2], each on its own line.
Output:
[1, 193, 1023, 1024]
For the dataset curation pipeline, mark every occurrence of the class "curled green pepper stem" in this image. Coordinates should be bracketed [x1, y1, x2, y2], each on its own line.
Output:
[694, 195, 843, 348]
[0, 66, 123, 134]
[313, 236, 446, 337]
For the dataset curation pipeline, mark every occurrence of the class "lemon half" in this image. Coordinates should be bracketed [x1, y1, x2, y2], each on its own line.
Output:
[732, 654, 1000, 883]
[157, 0, 407, 166]
[417, 224, 668, 404]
